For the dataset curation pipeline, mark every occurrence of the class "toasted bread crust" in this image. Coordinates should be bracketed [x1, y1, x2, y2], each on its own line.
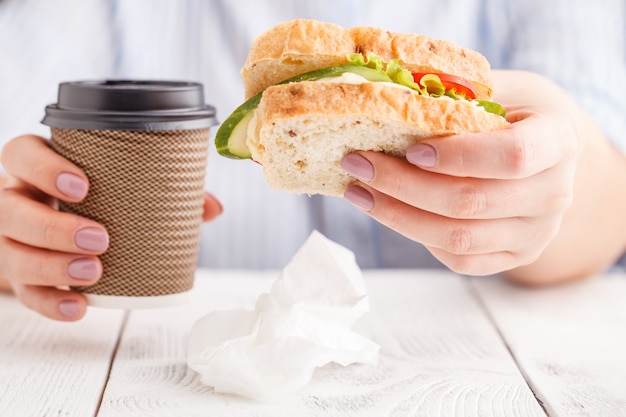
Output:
[249, 81, 509, 196]
[243, 19, 494, 100]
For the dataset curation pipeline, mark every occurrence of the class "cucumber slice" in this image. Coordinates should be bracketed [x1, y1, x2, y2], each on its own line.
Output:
[215, 66, 392, 159]
[283, 65, 393, 84]
[215, 93, 262, 159]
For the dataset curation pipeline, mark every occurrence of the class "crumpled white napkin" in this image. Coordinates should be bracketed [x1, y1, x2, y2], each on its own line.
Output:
[187, 230, 380, 401]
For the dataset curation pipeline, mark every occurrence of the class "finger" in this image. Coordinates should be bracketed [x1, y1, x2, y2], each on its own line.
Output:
[0, 173, 58, 208]
[343, 184, 558, 259]
[342, 152, 574, 219]
[0, 187, 109, 254]
[406, 111, 576, 179]
[12, 284, 88, 321]
[0, 237, 102, 287]
[425, 247, 520, 276]
[202, 192, 223, 222]
[343, 184, 552, 275]
[4, 179, 58, 207]
[1, 135, 89, 202]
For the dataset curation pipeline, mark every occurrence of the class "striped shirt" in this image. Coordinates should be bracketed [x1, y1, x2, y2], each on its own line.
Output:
[1, 0, 625, 270]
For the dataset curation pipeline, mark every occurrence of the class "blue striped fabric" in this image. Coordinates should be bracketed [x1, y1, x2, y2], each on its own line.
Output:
[0, 0, 624, 270]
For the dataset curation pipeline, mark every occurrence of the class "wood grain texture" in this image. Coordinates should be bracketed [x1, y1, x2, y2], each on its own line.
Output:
[471, 274, 626, 417]
[0, 293, 125, 417]
[97, 270, 545, 417]
[10, 270, 622, 416]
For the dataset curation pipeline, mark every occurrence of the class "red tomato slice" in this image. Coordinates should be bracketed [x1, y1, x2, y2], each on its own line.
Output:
[412, 72, 477, 99]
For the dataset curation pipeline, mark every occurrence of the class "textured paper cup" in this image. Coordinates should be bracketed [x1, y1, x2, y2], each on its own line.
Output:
[42, 80, 218, 309]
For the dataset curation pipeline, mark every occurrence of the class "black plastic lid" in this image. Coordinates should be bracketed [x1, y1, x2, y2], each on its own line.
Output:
[42, 80, 218, 131]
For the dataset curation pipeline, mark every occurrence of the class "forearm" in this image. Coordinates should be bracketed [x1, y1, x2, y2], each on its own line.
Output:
[504, 108, 626, 285]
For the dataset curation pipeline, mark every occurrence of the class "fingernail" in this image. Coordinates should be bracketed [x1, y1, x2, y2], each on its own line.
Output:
[56, 173, 88, 200]
[67, 258, 101, 280]
[341, 154, 374, 182]
[407, 143, 437, 168]
[75, 228, 109, 252]
[58, 299, 81, 318]
[344, 185, 375, 211]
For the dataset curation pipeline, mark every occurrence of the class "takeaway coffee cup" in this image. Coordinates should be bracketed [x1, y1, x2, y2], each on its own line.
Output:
[42, 80, 218, 308]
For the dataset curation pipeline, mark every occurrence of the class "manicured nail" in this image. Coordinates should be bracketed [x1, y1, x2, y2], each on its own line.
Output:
[341, 154, 374, 182]
[58, 299, 81, 318]
[344, 185, 375, 211]
[75, 228, 109, 252]
[67, 258, 101, 280]
[56, 173, 88, 200]
[406, 143, 437, 168]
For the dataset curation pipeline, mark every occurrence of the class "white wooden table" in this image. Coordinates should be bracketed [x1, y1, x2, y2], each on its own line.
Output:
[1, 269, 625, 417]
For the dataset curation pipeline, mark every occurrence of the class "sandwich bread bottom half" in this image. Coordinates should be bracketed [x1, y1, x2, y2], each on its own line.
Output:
[248, 81, 509, 196]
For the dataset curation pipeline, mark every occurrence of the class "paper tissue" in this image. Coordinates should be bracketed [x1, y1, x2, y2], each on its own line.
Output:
[187, 230, 380, 401]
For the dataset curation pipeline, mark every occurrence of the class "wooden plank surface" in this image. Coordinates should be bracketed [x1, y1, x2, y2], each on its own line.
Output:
[11, 270, 622, 417]
[0, 292, 126, 417]
[97, 270, 545, 417]
[471, 274, 626, 417]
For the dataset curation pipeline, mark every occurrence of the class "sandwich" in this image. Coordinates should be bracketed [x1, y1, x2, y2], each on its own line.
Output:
[216, 19, 509, 196]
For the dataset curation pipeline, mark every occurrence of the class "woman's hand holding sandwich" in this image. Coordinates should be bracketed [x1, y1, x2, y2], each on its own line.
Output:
[342, 70, 626, 284]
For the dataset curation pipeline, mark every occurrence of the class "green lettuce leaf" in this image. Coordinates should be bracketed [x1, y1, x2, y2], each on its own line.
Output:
[386, 59, 423, 92]
[476, 100, 507, 117]
[347, 52, 506, 117]
[416, 73, 445, 96]
[347, 52, 384, 71]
